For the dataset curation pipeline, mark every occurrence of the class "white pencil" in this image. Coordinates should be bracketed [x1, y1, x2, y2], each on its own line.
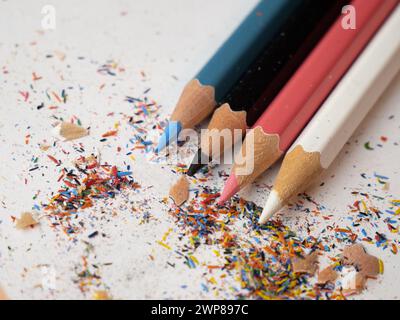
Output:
[259, 6, 400, 225]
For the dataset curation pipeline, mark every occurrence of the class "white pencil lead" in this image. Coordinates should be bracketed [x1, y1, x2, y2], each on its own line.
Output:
[259, 190, 283, 224]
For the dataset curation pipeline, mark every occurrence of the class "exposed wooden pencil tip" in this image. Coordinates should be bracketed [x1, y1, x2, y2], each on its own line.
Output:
[273, 145, 323, 207]
[200, 103, 247, 160]
[171, 79, 216, 129]
[218, 174, 240, 205]
[233, 127, 282, 190]
[187, 149, 209, 176]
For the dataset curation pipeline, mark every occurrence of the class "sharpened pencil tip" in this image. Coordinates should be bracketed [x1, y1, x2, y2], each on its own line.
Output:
[187, 150, 211, 176]
[155, 121, 183, 153]
[259, 190, 283, 224]
[187, 163, 206, 177]
[218, 174, 239, 205]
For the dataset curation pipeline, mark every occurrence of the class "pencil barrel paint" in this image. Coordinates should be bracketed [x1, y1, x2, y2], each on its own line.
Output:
[188, 0, 347, 174]
[197, 0, 303, 102]
[219, 0, 399, 202]
[261, 5, 400, 223]
[157, 0, 303, 152]
[223, 0, 349, 124]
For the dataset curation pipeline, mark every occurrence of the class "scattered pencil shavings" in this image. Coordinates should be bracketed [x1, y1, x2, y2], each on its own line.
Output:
[43, 156, 140, 235]
[0, 286, 8, 300]
[39, 144, 51, 151]
[338, 244, 384, 296]
[92, 290, 112, 300]
[15, 212, 39, 229]
[7, 44, 393, 300]
[169, 176, 189, 207]
[342, 244, 383, 278]
[102, 130, 118, 138]
[292, 251, 319, 275]
[364, 141, 374, 151]
[55, 122, 89, 141]
[168, 195, 341, 300]
[382, 182, 390, 191]
[341, 267, 367, 296]
[317, 265, 338, 285]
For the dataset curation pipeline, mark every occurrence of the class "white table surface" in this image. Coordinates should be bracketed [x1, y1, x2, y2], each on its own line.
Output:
[0, 0, 399, 300]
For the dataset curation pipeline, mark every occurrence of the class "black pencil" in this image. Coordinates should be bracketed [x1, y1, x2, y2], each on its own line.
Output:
[187, 0, 349, 176]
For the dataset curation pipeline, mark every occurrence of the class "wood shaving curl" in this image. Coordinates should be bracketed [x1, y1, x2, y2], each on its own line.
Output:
[317, 265, 338, 285]
[15, 212, 39, 229]
[57, 122, 89, 141]
[292, 251, 319, 275]
[169, 176, 190, 207]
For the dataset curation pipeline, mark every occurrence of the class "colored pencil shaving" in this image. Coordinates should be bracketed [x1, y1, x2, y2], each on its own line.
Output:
[169, 176, 190, 207]
[15, 212, 39, 229]
[0, 287, 8, 300]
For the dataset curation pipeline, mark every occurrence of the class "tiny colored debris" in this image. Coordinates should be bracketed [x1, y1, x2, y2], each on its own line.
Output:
[101, 130, 118, 138]
[43, 155, 140, 235]
[4, 17, 397, 300]
[364, 141, 374, 150]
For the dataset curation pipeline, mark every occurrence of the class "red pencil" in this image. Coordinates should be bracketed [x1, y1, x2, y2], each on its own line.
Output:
[218, 0, 398, 204]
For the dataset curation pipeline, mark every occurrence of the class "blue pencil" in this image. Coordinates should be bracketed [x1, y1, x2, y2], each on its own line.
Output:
[155, 0, 302, 152]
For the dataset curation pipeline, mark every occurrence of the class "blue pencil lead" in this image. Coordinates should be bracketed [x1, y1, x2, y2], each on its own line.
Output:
[155, 121, 183, 153]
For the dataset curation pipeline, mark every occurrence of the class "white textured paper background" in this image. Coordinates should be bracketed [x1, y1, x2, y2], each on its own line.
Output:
[0, 0, 399, 300]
